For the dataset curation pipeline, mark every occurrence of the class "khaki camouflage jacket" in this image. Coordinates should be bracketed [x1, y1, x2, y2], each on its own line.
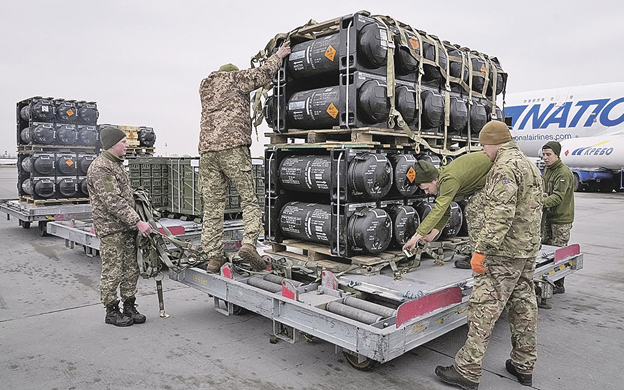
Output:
[475, 141, 544, 258]
[198, 54, 282, 153]
[87, 151, 140, 238]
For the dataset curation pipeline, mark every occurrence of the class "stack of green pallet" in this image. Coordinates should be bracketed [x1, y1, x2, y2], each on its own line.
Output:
[127, 156, 264, 219]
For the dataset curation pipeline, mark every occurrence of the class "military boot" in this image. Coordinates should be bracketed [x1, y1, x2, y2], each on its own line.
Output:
[205, 256, 226, 274]
[105, 300, 133, 327]
[123, 297, 146, 324]
[454, 256, 471, 269]
[506, 359, 533, 386]
[435, 365, 479, 390]
[538, 297, 553, 310]
[238, 244, 267, 272]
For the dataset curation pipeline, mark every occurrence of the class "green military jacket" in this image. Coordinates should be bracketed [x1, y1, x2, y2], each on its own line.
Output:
[475, 141, 543, 258]
[198, 54, 282, 153]
[543, 159, 575, 224]
[416, 152, 493, 236]
[87, 151, 140, 238]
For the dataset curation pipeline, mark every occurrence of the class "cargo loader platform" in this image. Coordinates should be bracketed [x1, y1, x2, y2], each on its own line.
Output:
[0, 198, 92, 236]
[169, 243, 583, 370]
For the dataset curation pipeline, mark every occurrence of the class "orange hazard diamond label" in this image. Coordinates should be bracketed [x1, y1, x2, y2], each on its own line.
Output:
[480, 64, 487, 74]
[325, 45, 336, 61]
[66, 109, 75, 116]
[66, 159, 74, 166]
[406, 166, 416, 183]
[409, 37, 419, 50]
[326, 103, 339, 118]
[127, 132, 137, 139]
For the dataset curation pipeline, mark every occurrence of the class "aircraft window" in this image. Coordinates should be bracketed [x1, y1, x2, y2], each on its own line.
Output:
[541, 98, 544, 101]
[570, 95, 573, 99]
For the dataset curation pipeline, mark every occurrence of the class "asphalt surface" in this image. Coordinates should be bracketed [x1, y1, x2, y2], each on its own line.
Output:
[0, 165, 622, 390]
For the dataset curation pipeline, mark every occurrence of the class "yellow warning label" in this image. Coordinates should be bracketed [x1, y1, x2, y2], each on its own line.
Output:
[480, 64, 487, 74]
[66, 159, 74, 166]
[409, 37, 419, 50]
[326, 103, 339, 118]
[66, 109, 74, 117]
[325, 45, 336, 61]
[406, 166, 416, 183]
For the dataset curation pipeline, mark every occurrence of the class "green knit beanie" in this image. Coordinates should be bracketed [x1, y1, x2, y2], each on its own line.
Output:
[542, 141, 561, 156]
[100, 127, 126, 150]
[413, 160, 439, 183]
[218, 63, 239, 72]
[478, 120, 512, 145]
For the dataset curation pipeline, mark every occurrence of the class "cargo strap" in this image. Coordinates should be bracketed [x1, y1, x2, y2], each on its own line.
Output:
[399, 24, 426, 143]
[133, 189, 203, 279]
[389, 253, 421, 281]
[445, 44, 471, 93]
[374, 17, 428, 154]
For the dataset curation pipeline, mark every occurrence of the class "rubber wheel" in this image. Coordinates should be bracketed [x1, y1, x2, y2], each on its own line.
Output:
[232, 305, 248, 316]
[21, 221, 31, 229]
[38, 221, 49, 237]
[343, 351, 379, 371]
[573, 173, 582, 192]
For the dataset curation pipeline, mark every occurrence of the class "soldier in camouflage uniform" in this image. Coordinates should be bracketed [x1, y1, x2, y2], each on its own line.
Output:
[402, 153, 493, 267]
[87, 127, 153, 327]
[435, 121, 543, 389]
[538, 141, 575, 309]
[198, 41, 291, 273]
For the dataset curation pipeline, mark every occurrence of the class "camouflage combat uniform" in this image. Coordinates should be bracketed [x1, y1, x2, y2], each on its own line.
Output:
[87, 150, 141, 307]
[454, 141, 543, 383]
[198, 54, 282, 259]
[416, 152, 492, 250]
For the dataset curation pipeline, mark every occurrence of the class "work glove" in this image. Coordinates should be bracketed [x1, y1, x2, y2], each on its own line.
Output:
[470, 253, 487, 274]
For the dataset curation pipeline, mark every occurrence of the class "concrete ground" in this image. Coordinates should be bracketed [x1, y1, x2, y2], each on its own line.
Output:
[0, 165, 622, 390]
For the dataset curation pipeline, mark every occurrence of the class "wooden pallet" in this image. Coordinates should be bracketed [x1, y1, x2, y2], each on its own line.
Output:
[19, 196, 90, 206]
[125, 146, 155, 156]
[266, 238, 403, 267]
[17, 144, 97, 154]
[266, 127, 417, 147]
[266, 128, 481, 153]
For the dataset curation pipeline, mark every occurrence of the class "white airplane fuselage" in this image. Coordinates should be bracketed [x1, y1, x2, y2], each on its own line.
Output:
[504, 82, 624, 157]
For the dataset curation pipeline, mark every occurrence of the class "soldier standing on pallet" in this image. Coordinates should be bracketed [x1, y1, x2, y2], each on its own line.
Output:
[434, 121, 543, 389]
[87, 127, 152, 327]
[538, 140, 575, 309]
[198, 41, 291, 273]
[402, 152, 493, 269]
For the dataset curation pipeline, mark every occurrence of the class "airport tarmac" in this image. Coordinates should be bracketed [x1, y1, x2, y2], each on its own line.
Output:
[0, 165, 622, 390]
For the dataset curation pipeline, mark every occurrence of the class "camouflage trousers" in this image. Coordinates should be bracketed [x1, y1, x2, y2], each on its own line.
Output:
[199, 145, 262, 258]
[454, 255, 538, 383]
[542, 221, 572, 247]
[99, 230, 140, 307]
[460, 188, 486, 255]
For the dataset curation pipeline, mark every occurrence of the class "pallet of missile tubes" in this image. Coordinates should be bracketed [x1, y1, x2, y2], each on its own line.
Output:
[263, 144, 467, 275]
[259, 10, 507, 158]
